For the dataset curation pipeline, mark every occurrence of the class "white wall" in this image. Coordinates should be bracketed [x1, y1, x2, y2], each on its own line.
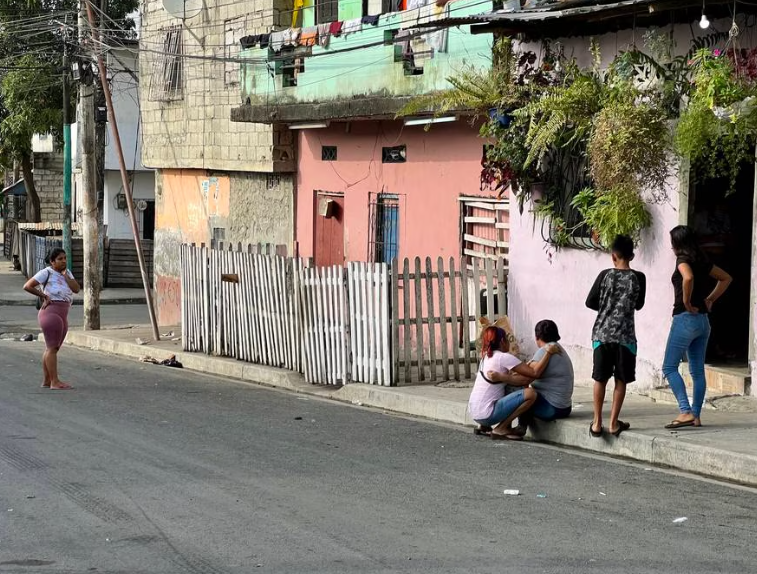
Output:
[104, 170, 155, 239]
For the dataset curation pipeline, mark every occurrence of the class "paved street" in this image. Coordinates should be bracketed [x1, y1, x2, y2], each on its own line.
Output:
[0, 304, 149, 335]
[1, 341, 756, 574]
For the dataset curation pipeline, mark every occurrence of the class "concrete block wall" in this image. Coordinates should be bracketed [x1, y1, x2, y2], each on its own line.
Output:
[34, 152, 64, 222]
[140, 0, 295, 173]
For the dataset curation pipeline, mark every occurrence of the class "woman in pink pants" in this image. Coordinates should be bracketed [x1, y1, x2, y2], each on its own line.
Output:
[23, 248, 80, 390]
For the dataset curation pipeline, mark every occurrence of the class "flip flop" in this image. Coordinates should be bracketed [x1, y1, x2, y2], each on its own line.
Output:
[610, 421, 631, 437]
[665, 419, 695, 429]
[491, 433, 523, 441]
[474, 426, 492, 436]
[589, 423, 603, 438]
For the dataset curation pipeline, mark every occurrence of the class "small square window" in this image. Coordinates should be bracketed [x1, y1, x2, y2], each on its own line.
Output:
[322, 146, 337, 161]
[382, 145, 406, 164]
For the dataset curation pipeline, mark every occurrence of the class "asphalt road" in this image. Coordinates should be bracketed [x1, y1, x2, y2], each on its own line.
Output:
[0, 305, 149, 335]
[1, 341, 756, 574]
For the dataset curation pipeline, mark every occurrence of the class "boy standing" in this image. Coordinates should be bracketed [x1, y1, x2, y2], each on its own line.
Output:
[586, 235, 646, 438]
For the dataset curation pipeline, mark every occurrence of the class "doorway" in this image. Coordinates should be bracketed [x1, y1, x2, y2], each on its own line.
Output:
[313, 191, 345, 267]
[690, 161, 755, 364]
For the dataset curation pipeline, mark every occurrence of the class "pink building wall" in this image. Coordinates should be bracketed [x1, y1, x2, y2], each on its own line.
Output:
[507, 182, 684, 391]
[296, 120, 488, 262]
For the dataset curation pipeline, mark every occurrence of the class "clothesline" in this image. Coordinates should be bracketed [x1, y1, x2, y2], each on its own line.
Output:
[238, 0, 452, 55]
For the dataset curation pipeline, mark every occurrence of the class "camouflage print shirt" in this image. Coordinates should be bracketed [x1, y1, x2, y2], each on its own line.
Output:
[586, 268, 646, 345]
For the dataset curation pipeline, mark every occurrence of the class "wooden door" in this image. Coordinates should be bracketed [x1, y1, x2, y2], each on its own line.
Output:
[314, 192, 345, 267]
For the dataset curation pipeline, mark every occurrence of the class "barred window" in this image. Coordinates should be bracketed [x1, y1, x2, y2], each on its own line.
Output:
[149, 25, 183, 101]
[368, 194, 400, 263]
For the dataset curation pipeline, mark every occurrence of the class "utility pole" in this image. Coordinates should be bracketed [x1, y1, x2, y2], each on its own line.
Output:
[62, 27, 72, 268]
[79, 0, 100, 330]
[95, 0, 106, 286]
[84, 0, 160, 341]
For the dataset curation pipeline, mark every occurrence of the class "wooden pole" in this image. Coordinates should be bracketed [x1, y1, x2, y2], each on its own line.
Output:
[84, 0, 160, 340]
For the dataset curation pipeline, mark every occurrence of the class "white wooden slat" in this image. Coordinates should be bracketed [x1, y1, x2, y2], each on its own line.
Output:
[324, 267, 335, 385]
[463, 249, 500, 261]
[380, 264, 391, 386]
[494, 222, 510, 229]
[338, 264, 347, 384]
[463, 233, 497, 248]
[457, 197, 509, 205]
[463, 216, 496, 224]
[348, 263, 358, 382]
[316, 267, 329, 383]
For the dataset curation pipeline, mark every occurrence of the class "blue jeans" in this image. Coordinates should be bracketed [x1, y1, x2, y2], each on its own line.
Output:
[662, 312, 711, 418]
[475, 389, 526, 427]
[519, 394, 571, 427]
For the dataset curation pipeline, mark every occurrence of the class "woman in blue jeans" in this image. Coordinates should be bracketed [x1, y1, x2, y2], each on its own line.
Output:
[662, 226, 732, 429]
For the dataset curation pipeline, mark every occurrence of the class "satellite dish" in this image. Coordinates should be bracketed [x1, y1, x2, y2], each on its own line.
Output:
[162, 0, 203, 20]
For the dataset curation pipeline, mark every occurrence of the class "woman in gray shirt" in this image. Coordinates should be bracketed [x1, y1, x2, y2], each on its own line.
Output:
[517, 320, 574, 430]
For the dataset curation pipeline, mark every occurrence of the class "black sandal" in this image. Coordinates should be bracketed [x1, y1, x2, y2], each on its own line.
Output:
[474, 425, 493, 436]
[610, 421, 631, 437]
[589, 423, 603, 438]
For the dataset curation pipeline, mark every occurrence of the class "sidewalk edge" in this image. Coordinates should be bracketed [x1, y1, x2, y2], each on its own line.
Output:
[58, 330, 757, 488]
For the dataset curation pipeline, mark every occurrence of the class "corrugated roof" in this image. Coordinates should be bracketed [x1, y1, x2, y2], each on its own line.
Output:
[415, 0, 656, 27]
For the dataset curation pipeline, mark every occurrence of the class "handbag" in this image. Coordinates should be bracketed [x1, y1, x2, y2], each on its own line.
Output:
[35, 269, 51, 310]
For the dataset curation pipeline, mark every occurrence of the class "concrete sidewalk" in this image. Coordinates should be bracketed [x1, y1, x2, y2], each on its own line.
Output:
[0, 262, 148, 305]
[50, 324, 757, 487]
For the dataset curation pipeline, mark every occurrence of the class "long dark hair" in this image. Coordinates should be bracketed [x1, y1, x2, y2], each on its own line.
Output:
[46, 247, 66, 265]
[481, 326, 508, 358]
[670, 225, 707, 262]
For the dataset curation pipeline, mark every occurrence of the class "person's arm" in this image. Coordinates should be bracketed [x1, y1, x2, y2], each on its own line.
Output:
[63, 269, 81, 294]
[677, 262, 698, 313]
[512, 345, 560, 378]
[704, 265, 732, 312]
[23, 273, 50, 307]
[486, 370, 533, 387]
[585, 271, 605, 311]
[635, 271, 646, 311]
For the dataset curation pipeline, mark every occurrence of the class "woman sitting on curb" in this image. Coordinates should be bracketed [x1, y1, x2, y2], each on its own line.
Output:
[468, 325, 560, 441]
[517, 320, 574, 433]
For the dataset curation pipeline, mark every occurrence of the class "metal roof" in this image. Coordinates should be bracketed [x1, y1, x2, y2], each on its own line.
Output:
[414, 0, 663, 28]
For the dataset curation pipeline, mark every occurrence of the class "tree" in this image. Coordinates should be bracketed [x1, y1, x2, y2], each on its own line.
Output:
[0, 0, 136, 221]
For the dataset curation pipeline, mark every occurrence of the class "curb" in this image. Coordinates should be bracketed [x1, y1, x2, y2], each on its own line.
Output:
[0, 298, 147, 307]
[56, 331, 757, 488]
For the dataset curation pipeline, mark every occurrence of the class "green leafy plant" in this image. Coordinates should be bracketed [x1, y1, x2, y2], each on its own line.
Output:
[571, 185, 652, 247]
[588, 97, 670, 198]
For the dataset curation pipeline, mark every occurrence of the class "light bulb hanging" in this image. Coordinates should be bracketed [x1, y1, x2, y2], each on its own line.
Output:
[700, 0, 710, 28]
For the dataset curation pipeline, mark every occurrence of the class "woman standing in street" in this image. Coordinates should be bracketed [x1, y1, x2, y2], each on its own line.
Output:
[23, 248, 80, 390]
[662, 226, 731, 429]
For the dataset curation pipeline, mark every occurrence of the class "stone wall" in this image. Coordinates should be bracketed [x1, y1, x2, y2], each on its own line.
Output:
[34, 152, 64, 222]
[139, 0, 295, 173]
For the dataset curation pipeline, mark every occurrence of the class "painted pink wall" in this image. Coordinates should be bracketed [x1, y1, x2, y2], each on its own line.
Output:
[507, 183, 683, 391]
[296, 120, 487, 262]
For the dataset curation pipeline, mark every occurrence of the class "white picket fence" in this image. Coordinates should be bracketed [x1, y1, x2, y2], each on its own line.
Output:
[180, 243, 392, 386]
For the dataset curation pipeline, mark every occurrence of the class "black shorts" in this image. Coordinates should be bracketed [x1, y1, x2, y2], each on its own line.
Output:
[592, 343, 636, 384]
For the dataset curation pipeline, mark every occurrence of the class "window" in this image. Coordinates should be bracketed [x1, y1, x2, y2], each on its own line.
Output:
[149, 25, 183, 101]
[382, 145, 406, 163]
[369, 194, 400, 263]
[316, 0, 338, 24]
[224, 18, 245, 86]
[321, 146, 337, 161]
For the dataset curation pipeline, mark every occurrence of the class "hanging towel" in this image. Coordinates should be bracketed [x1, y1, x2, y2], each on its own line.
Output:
[283, 27, 301, 47]
[317, 23, 331, 47]
[259, 33, 271, 49]
[361, 14, 380, 26]
[342, 18, 363, 36]
[300, 26, 318, 46]
[270, 30, 286, 52]
[239, 34, 259, 49]
[329, 21, 344, 36]
[424, 2, 449, 53]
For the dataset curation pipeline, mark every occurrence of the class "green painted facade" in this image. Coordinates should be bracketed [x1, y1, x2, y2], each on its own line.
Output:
[240, 0, 492, 105]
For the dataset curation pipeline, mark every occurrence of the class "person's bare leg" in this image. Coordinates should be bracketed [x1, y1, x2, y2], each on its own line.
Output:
[47, 349, 72, 390]
[492, 390, 537, 436]
[592, 380, 607, 434]
[41, 350, 51, 387]
[609, 380, 627, 433]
